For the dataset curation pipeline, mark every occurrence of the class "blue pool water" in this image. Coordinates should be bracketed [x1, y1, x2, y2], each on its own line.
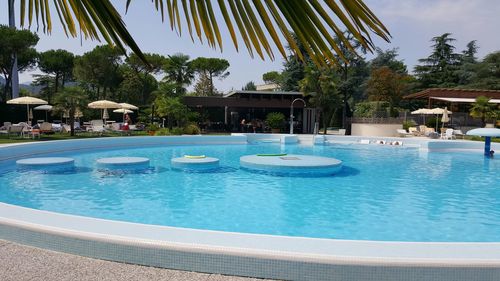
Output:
[0, 143, 499, 242]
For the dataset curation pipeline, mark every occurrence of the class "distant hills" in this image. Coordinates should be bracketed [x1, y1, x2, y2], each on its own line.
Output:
[0, 77, 42, 95]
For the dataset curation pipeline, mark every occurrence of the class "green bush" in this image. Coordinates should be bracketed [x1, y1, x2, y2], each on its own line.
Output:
[425, 117, 441, 129]
[353, 101, 389, 117]
[155, 128, 171, 136]
[266, 112, 285, 129]
[402, 120, 417, 131]
[146, 123, 160, 131]
[170, 127, 184, 135]
[183, 124, 201, 135]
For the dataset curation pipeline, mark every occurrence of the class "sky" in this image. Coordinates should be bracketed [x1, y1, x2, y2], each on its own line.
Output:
[1, 0, 499, 93]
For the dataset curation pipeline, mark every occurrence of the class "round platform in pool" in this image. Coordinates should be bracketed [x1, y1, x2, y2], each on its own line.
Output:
[16, 157, 75, 172]
[240, 154, 342, 176]
[171, 156, 219, 170]
[96, 157, 150, 170]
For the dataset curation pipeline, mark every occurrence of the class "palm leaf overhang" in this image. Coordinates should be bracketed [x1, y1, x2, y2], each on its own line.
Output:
[19, 0, 390, 67]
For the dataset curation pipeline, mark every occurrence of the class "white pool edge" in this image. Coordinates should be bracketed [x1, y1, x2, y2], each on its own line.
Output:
[1, 135, 500, 280]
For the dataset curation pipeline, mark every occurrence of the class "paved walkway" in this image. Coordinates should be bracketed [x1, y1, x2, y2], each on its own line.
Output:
[0, 240, 274, 281]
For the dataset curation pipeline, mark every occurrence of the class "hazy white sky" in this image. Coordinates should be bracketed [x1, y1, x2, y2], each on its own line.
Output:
[1, 0, 499, 92]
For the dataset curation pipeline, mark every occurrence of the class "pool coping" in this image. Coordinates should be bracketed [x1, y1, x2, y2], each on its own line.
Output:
[1, 136, 500, 280]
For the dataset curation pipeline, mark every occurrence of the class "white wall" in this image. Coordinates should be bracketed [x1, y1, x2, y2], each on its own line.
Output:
[351, 123, 402, 137]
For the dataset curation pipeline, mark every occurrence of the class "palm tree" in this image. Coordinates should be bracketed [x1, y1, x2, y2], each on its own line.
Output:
[470, 96, 498, 127]
[53, 87, 88, 136]
[11, 1, 390, 66]
[162, 54, 194, 96]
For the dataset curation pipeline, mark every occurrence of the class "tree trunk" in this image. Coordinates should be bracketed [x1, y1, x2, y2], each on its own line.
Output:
[8, 0, 19, 99]
[209, 72, 214, 96]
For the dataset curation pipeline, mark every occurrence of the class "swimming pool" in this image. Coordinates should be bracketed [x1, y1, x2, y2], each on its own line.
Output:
[1, 139, 499, 242]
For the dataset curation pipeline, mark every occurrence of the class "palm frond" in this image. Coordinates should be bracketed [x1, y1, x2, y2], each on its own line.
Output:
[20, 0, 147, 63]
[19, 1, 390, 65]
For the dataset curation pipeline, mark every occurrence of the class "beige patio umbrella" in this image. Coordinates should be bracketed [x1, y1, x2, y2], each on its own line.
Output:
[34, 104, 53, 121]
[429, 107, 452, 131]
[88, 100, 121, 121]
[441, 107, 450, 127]
[411, 108, 433, 124]
[118, 103, 139, 110]
[114, 108, 133, 122]
[113, 108, 133, 114]
[7, 96, 48, 123]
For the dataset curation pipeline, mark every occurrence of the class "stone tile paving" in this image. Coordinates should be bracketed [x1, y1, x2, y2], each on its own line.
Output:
[0, 240, 277, 281]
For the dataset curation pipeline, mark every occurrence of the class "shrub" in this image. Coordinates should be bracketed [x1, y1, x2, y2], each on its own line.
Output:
[155, 128, 171, 136]
[183, 124, 201, 135]
[266, 112, 285, 129]
[170, 127, 184, 135]
[402, 120, 417, 131]
[146, 123, 160, 131]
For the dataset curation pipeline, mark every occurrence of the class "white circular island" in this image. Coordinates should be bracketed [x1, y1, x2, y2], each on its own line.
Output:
[240, 154, 342, 176]
[96, 157, 150, 170]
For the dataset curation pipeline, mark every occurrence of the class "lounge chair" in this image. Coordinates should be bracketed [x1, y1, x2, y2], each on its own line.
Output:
[408, 127, 420, 136]
[441, 128, 455, 140]
[87, 120, 106, 134]
[396, 129, 412, 137]
[453, 129, 465, 139]
[40, 122, 54, 134]
[8, 125, 24, 138]
[359, 139, 370, 144]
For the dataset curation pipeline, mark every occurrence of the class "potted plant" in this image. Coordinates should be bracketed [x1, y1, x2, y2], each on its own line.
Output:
[146, 123, 160, 136]
[266, 112, 285, 133]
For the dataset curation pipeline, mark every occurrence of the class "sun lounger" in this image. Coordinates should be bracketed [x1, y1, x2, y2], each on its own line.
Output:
[396, 129, 412, 137]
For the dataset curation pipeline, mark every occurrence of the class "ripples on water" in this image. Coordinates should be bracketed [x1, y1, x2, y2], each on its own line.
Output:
[0, 143, 499, 242]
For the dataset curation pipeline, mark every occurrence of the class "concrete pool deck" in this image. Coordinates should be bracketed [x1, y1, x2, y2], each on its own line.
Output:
[0, 239, 269, 281]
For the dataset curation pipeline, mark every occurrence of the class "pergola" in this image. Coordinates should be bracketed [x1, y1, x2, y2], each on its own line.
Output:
[404, 88, 500, 107]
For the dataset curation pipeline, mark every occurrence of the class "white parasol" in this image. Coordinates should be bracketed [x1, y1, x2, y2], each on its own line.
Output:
[113, 108, 133, 114]
[118, 103, 139, 110]
[33, 104, 53, 121]
[88, 100, 120, 121]
[7, 96, 48, 123]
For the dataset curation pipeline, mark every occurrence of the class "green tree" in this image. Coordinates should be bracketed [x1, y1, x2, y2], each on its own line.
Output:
[469, 96, 498, 126]
[126, 53, 166, 75]
[38, 49, 75, 102]
[281, 33, 310, 91]
[242, 81, 257, 91]
[31, 74, 55, 102]
[190, 57, 230, 96]
[262, 71, 282, 85]
[155, 96, 190, 128]
[456, 40, 479, 85]
[0, 25, 39, 101]
[73, 45, 123, 100]
[414, 33, 461, 88]
[469, 51, 500, 90]
[300, 64, 342, 134]
[193, 73, 216, 96]
[333, 32, 370, 127]
[366, 66, 410, 117]
[117, 66, 158, 105]
[125, 53, 165, 104]
[370, 48, 407, 74]
[162, 53, 194, 97]
[13, 1, 390, 67]
[53, 87, 88, 136]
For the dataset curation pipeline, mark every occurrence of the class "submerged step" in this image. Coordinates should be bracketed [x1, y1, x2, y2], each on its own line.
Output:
[97, 157, 150, 170]
[171, 156, 219, 170]
[16, 157, 75, 172]
[240, 154, 342, 176]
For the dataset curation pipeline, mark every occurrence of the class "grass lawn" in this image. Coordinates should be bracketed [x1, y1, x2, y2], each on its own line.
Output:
[0, 131, 232, 144]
